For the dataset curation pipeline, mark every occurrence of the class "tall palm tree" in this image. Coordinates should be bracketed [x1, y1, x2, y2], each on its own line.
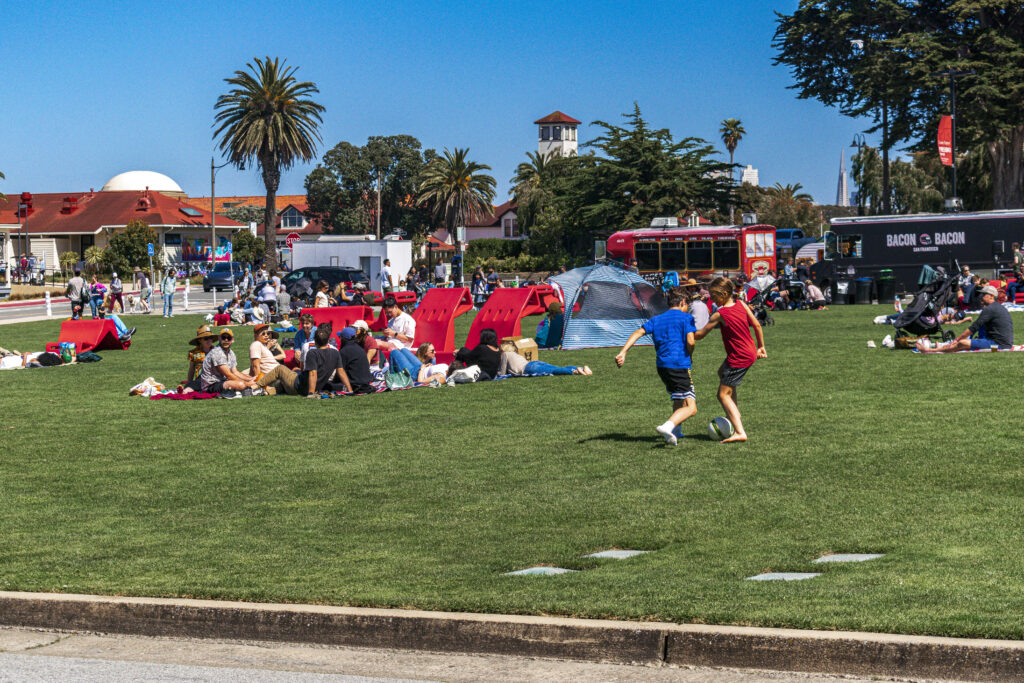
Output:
[510, 150, 558, 231]
[720, 119, 746, 222]
[214, 56, 324, 269]
[769, 182, 813, 203]
[416, 148, 496, 235]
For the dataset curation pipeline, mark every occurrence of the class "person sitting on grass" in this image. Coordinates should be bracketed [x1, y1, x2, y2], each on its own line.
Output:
[250, 323, 299, 395]
[349, 282, 367, 306]
[338, 326, 375, 394]
[917, 285, 1014, 353]
[454, 328, 502, 381]
[352, 319, 387, 367]
[415, 343, 450, 379]
[295, 324, 352, 398]
[388, 344, 448, 385]
[333, 282, 354, 305]
[199, 327, 260, 394]
[615, 286, 696, 446]
[536, 301, 565, 349]
[292, 313, 316, 370]
[805, 280, 828, 310]
[498, 347, 591, 377]
[178, 325, 217, 393]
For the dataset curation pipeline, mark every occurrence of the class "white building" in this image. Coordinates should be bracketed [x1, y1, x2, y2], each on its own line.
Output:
[740, 164, 759, 186]
[534, 111, 580, 158]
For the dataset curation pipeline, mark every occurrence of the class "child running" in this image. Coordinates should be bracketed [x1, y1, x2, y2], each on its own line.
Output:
[615, 286, 697, 445]
[694, 276, 766, 443]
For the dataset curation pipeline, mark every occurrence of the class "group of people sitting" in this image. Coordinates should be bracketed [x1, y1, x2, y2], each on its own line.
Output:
[179, 295, 590, 398]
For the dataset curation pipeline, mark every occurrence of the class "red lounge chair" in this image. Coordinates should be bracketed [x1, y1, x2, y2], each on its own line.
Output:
[412, 287, 473, 363]
[46, 319, 130, 353]
[369, 291, 418, 331]
[301, 306, 375, 331]
[464, 286, 545, 349]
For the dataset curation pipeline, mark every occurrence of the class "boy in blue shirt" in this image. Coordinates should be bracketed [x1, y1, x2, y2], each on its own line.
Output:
[615, 287, 697, 445]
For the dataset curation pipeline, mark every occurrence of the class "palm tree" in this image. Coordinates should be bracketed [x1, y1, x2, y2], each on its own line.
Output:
[720, 119, 746, 222]
[84, 245, 106, 274]
[769, 182, 813, 203]
[416, 148, 496, 235]
[510, 150, 559, 231]
[214, 56, 324, 269]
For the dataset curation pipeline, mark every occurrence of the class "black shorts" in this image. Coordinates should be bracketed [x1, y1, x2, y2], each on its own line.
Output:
[656, 367, 695, 402]
[204, 380, 226, 394]
[718, 362, 750, 387]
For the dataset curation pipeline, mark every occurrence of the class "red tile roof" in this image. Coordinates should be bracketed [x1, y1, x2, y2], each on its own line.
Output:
[256, 203, 324, 236]
[187, 195, 307, 214]
[0, 191, 242, 235]
[533, 111, 581, 125]
[467, 200, 517, 228]
[427, 235, 455, 250]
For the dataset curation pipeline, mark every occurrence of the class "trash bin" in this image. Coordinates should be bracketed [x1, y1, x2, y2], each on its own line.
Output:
[831, 279, 852, 305]
[876, 277, 896, 303]
[855, 277, 873, 304]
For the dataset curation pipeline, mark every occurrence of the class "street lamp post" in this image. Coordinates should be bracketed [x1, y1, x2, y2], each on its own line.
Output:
[932, 68, 973, 209]
[850, 134, 867, 216]
[210, 157, 236, 309]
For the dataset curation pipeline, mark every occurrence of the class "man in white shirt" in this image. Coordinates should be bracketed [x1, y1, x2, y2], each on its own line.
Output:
[382, 296, 416, 350]
[380, 259, 394, 293]
[433, 261, 447, 284]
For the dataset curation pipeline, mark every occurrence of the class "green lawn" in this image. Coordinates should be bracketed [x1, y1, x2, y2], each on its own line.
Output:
[1, 305, 1023, 639]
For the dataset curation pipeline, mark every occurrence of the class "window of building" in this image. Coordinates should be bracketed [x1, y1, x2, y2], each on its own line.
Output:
[164, 233, 182, 246]
[540, 126, 549, 141]
[552, 125, 561, 140]
[281, 208, 305, 229]
[712, 240, 740, 270]
[661, 242, 685, 270]
[571, 127, 576, 141]
[503, 217, 519, 238]
[635, 242, 660, 271]
[686, 241, 712, 270]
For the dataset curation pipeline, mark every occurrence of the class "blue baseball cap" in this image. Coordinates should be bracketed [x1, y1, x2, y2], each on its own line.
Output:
[339, 326, 357, 340]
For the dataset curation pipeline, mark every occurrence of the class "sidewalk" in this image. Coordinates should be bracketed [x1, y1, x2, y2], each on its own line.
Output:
[0, 591, 1020, 681]
[0, 285, 191, 310]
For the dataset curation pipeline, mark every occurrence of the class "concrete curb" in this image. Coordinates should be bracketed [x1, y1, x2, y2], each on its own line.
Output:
[1, 591, 1022, 681]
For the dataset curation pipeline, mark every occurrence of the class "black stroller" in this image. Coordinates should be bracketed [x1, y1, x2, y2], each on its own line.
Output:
[745, 281, 776, 326]
[777, 277, 807, 310]
[891, 273, 960, 343]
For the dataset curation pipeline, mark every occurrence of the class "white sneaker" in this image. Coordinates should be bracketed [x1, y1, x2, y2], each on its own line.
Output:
[656, 423, 678, 446]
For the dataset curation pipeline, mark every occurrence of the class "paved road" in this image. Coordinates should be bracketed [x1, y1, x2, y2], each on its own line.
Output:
[0, 291, 224, 325]
[0, 627, 933, 682]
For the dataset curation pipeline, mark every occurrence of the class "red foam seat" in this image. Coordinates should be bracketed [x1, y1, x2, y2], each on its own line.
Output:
[464, 286, 545, 349]
[50, 319, 130, 353]
[301, 306, 375, 331]
[412, 287, 473, 363]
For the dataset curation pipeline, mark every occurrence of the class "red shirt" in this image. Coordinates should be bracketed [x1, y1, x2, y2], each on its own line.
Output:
[717, 302, 757, 368]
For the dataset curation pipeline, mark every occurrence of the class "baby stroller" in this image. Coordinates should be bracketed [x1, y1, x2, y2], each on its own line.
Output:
[745, 281, 775, 326]
[779, 277, 807, 310]
[891, 273, 960, 344]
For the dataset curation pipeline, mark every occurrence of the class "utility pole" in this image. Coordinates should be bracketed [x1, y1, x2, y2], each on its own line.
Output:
[376, 169, 382, 240]
[932, 68, 973, 208]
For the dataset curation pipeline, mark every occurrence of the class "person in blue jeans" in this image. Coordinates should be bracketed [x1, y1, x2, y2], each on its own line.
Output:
[386, 346, 447, 384]
[497, 350, 591, 377]
[162, 270, 176, 317]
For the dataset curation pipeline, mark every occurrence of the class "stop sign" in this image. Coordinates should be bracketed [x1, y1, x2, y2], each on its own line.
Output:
[285, 232, 301, 248]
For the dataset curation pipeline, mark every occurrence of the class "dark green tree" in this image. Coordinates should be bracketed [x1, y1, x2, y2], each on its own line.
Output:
[510, 150, 564, 233]
[222, 204, 266, 226]
[231, 229, 265, 264]
[306, 135, 434, 238]
[214, 56, 325, 269]
[774, 1, 1024, 209]
[106, 220, 162, 275]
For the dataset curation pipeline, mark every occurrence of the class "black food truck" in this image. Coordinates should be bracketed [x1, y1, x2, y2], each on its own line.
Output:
[810, 209, 1024, 296]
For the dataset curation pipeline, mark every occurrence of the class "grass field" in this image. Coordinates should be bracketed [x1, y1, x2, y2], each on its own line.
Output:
[1, 305, 1023, 639]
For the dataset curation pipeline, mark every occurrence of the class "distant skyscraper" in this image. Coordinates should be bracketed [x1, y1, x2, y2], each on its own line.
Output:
[740, 164, 759, 186]
[836, 150, 850, 207]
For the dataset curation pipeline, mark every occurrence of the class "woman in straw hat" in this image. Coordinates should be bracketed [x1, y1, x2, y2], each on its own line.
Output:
[179, 325, 218, 393]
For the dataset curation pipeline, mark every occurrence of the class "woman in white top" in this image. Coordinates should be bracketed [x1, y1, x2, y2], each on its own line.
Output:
[314, 279, 332, 307]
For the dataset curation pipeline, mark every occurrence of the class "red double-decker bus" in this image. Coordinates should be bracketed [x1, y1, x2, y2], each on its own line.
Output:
[606, 218, 777, 283]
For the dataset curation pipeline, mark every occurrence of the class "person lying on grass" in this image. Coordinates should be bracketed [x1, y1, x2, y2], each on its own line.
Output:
[917, 285, 1014, 353]
[199, 327, 260, 394]
[498, 346, 591, 377]
[693, 277, 767, 444]
[388, 343, 448, 385]
[615, 286, 696, 446]
[0, 348, 65, 369]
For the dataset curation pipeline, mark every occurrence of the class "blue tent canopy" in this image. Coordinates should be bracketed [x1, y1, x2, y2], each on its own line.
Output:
[550, 265, 668, 349]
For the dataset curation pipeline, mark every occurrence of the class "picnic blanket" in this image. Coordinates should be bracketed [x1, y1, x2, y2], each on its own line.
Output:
[913, 344, 1024, 354]
[150, 392, 222, 400]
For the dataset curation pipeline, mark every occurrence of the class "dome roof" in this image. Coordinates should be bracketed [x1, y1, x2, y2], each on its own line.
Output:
[101, 170, 184, 194]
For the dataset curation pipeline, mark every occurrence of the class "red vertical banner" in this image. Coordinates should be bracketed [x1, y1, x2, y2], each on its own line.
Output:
[937, 115, 953, 166]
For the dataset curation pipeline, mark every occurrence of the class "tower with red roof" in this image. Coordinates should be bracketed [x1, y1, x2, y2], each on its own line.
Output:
[533, 111, 580, 158]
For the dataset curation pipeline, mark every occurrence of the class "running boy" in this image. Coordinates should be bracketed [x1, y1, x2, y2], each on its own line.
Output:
[615, 287, 697, 445]
[693, 277, 766, 443]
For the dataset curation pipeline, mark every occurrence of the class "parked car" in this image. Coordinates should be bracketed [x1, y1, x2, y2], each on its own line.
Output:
[282, 266, 369, 293]
[202, 261, 244, 292]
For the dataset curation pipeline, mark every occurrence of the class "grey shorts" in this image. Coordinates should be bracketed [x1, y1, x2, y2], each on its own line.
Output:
[718, 362, 750, 387]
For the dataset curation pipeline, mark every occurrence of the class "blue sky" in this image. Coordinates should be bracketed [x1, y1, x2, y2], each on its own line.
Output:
[1, 0, 881, 207]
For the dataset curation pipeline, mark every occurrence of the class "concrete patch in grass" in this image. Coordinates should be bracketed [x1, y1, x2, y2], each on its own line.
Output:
[583, 550, 650, 560]
[504, 566, 579, 576]
[813, 553, 884, 563]
[745, 572, 821, 581]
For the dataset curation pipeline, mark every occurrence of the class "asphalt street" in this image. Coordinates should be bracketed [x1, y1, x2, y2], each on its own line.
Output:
[0, 291, 224, 325]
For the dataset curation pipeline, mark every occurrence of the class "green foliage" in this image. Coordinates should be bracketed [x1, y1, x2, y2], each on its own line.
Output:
[773, 2, 1024, 208]
[214, 56, 325, 268]
[510, 150, 565, 233]
[58, 251, 78, 274]
[416, 148, 496, 233]
[83, 245, 108, 274]
[719, 118, 745, 168]
[222, 204, 265, 226]
[305, 135, 435, 238]
[465, 238, 524, 262]
[852, 147, 988, 214]
[231, 229, 264, 265]
[105, 220, 161, 275]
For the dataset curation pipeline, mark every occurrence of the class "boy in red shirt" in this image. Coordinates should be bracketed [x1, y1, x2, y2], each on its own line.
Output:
[694, 277, 766, 443]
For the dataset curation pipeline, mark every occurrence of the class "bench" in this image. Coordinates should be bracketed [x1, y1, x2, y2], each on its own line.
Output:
[300, 306, 375, 331]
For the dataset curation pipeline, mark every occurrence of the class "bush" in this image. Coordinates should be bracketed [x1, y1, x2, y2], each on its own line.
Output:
[466, 238, 523, 263]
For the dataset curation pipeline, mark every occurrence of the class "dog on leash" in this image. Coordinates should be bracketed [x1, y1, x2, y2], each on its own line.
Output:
[124, 294, 140, 313]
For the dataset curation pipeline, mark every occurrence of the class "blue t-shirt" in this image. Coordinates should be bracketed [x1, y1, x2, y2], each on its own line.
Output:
[642, 309, 696, 369]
